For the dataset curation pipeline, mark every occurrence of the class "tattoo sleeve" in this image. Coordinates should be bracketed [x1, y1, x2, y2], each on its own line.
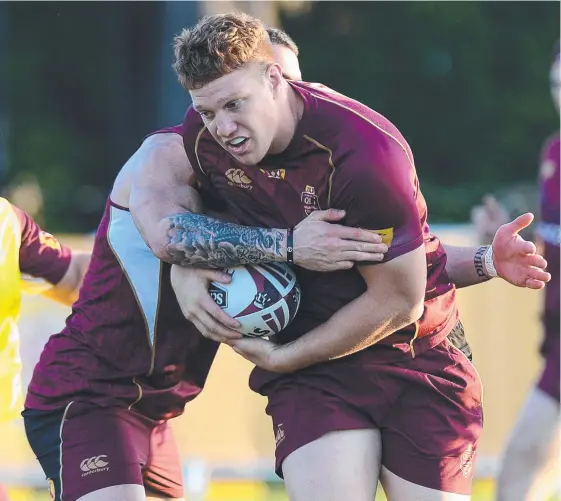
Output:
[165, 212, 287, 268]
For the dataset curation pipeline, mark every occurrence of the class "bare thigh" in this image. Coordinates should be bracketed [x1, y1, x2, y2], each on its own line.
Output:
[381, 467, 471, 501]
[76, 484, 184, 500]
[282, 429, 381, 501]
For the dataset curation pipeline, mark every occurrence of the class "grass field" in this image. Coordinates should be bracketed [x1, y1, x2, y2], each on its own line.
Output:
[6, 479, 561, 501]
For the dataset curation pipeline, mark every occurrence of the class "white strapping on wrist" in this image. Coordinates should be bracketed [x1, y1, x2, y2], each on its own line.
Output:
[484, 245, 498, 278]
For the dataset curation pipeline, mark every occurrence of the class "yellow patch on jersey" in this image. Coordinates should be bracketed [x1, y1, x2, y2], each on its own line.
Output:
[371, 227, 394, 246]
[39, 231, 62, 251]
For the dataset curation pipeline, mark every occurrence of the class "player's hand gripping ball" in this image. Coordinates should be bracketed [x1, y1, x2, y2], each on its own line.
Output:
[209, 262, 301, 338]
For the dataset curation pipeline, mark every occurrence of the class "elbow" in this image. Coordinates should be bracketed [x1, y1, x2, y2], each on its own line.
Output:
[146, 219, 175, 262]
[150, 240, 172, 263]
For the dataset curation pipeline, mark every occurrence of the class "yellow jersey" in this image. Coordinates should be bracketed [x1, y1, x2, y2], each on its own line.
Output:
[0, 198, 71, 421]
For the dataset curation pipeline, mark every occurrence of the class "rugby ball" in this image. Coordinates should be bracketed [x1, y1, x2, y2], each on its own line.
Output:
[209, 262, 301, 338]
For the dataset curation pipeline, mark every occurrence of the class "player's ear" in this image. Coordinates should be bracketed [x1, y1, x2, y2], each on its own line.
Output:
[266, 63, 284, 95]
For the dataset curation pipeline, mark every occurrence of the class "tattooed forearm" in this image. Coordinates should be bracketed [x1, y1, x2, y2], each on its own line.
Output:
[165, 212, 287, 268]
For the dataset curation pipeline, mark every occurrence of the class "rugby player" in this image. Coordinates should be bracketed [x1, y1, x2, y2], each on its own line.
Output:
[473, 45, 560, 501]
[0, 197, 89, 501]
[160, 13, 549, 500]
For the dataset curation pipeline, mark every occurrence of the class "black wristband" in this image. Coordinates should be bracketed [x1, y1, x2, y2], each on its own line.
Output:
[286, 227, 294, 265]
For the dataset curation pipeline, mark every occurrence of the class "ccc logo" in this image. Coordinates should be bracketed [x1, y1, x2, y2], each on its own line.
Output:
[225, 168, 252, 186]
[80, 455, 109, 472]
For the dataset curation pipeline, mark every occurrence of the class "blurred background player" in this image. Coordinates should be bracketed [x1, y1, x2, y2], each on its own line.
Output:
[0, 197, 90, 501]
[472, 43, 560, 501]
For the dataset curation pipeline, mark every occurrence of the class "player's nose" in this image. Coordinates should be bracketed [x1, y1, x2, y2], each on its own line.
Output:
[216, 118, 237, 139]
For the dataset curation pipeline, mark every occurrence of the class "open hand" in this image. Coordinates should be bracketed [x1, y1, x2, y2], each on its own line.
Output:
[492, 213, 551, 289]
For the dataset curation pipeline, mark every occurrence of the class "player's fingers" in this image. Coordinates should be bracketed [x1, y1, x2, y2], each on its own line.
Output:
[333, 260, 354, 270]
[524, 278, 547, 290]
[189, 317, 224, 343]
[343, 251, 384, 262]
[334, 226, 383, 243]
[306, 208, 346, 222]
[338, 241, 388, 254]
[499, 234, 536, 256]
[520, 253, 547, 270]
[202, 269, 233, 284]
[517, 239, 537, 255]
[198, 310, 243, 341]
[526, 266, 552, 283]
[202, 295, 241, 329]
[503, 213, 535, 235]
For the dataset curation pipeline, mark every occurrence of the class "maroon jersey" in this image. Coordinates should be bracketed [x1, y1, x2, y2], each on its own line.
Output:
[182, 81, 458, 387]
[538, 134, 560, 347]
[14, 203, 72, 285]
[26, 200, 218, 420]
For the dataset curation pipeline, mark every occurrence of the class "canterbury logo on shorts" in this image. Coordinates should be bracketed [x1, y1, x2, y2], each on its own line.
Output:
[80, 455, 110, 475]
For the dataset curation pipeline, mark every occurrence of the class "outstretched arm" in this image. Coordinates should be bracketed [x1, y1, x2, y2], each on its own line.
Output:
[13, 202, 91, 306]
[444, 213, 550, 290]
[41, 251, 91, 305]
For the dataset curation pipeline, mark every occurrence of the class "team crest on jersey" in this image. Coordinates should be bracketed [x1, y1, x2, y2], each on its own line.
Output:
[260, 168, 286, 180]
[39, 231, 62, 251]
[301, 185, 320, 215]
[225, 168, 253, 190]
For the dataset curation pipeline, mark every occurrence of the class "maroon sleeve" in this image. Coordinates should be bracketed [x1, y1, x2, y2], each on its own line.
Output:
[14, 205, 72, 285]
[330, 131, 423, 263]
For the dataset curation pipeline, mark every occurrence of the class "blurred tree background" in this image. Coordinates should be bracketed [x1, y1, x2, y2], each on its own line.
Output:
[280, 1, 560, 221]
[2, 1, 559, 231]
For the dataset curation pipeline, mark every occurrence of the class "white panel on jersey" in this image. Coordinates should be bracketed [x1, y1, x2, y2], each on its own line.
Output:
[107, 206, 161, 345]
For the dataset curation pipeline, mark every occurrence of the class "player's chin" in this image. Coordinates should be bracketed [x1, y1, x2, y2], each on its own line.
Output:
[234, 150, 263, 166]
[233, 142, 267, 166]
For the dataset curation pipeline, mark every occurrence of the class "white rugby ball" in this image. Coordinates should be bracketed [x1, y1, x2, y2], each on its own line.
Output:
[209, 262, 301, 338]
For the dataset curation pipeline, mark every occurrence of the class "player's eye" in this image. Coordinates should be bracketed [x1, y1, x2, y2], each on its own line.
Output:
[199, 111, 214, 120]
[225, 100, 241, 110]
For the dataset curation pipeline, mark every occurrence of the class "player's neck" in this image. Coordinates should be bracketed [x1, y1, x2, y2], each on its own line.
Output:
[269, 82, 304, 155]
